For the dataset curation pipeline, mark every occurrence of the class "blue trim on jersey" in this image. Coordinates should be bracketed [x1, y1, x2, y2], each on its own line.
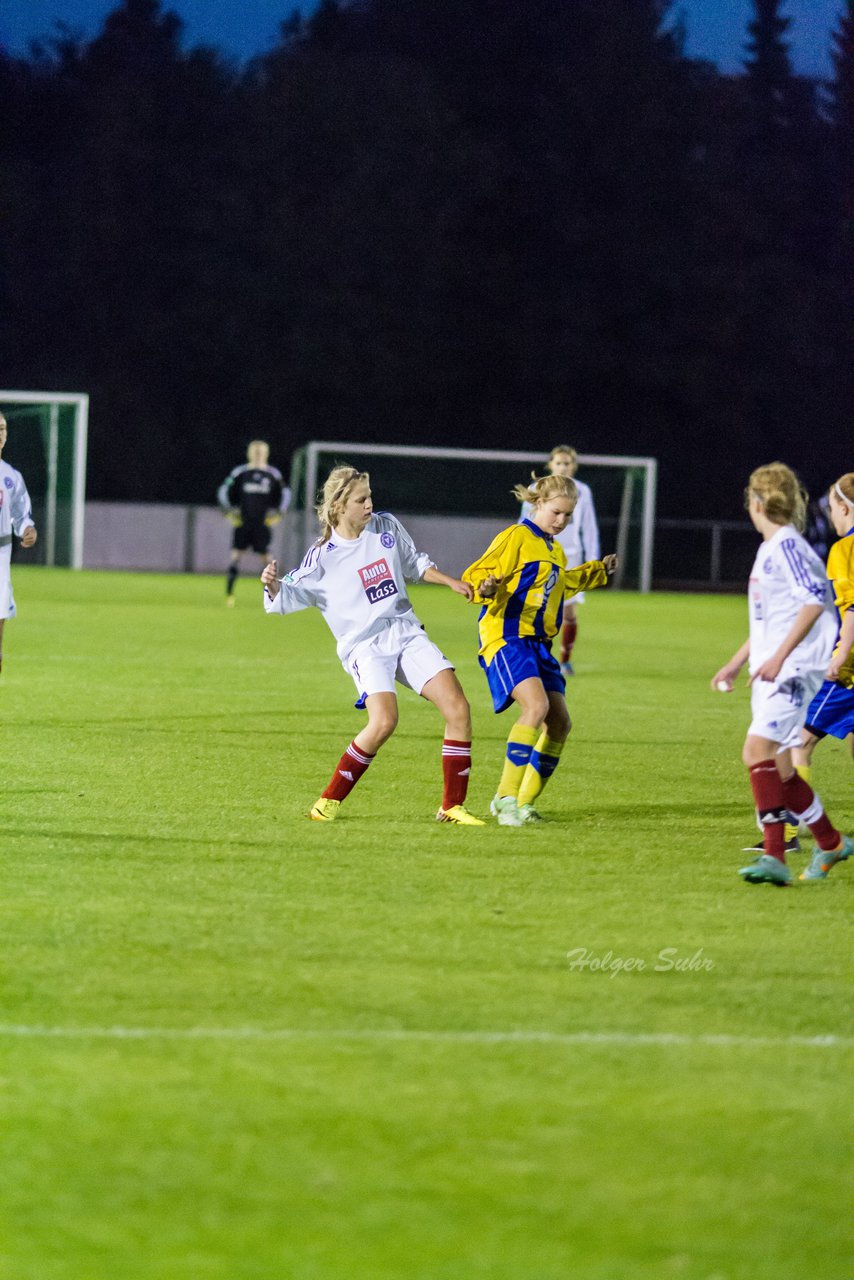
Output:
[531, 572, 553, 638]
[521, 518, 553, 547]
[805, 680, 854, 741]
[479, 636, 565, 714]
[504, 561, 540, 639]
[781, 537, 825, 600]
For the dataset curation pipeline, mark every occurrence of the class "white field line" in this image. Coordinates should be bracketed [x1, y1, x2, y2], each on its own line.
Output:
[0, 1025, 849, 1049]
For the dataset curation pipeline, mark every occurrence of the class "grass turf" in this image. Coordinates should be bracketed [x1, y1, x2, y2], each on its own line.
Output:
[2, 567, 851, 1279]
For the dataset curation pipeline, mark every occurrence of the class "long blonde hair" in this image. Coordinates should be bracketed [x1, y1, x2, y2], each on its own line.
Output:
[745, 462, 807, 531]
[315, 465, 369, 543]
[514, 472, 577, 508]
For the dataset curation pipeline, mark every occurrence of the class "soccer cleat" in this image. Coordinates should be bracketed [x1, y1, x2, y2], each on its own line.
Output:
[742, 836, 800, 854]
[490, 795, 525, 827]
[309, 797, 341, 822]
[435, 805, 486, 826]
[518, 803, 545, 823]
[738, 854, 792, 886]
[560, 660, 575, 676]
[799, 835, 853, 881]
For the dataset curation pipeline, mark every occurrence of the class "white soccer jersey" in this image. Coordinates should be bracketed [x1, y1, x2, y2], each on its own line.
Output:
[0, 459, 35, 543]
[263, 512, 435, 661]
[747, 524, 837, 677]
[520, 477, 599, 566]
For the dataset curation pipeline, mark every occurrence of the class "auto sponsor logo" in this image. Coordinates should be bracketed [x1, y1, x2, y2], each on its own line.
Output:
[358, 558, 398, 604]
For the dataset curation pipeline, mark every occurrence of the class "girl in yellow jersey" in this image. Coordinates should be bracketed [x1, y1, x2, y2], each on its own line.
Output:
[462, 473, 617, 826]
[796, 473, 854, 879]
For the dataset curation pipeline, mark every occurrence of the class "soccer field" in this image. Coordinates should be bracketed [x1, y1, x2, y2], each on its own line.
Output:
[3, 568, 851, 1280]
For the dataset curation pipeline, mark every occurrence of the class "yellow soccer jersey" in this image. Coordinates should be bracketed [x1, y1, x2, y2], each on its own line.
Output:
[827, 528, 854, 687]
[462, 520, 608, 662]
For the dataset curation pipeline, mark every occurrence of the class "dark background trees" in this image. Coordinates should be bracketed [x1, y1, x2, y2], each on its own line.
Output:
[0, 0, 849, 515]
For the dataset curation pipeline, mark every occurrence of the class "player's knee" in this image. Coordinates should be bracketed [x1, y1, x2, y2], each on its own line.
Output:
[449, 692, 473, 735]
[742, 738, 772, 767]
[370, 708, 399, 743]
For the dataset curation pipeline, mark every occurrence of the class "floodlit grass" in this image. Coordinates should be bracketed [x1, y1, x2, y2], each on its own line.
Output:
[2, 567, 851, 1280]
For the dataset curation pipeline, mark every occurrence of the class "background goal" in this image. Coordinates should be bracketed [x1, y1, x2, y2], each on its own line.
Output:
[285, 442, 657, 591]
[0, 391, 89, 568]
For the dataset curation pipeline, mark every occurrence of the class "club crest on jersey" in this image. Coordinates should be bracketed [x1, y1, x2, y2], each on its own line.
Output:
[359, 558, 398, 604]
[763, 557, 773, 573]
[3, 477, 12, 490]
[380, 532, 395, 549]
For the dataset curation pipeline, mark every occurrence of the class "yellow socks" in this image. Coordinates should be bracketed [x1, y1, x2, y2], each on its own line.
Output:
[517, 734, 565, 807]
[497, 724, 538, 798]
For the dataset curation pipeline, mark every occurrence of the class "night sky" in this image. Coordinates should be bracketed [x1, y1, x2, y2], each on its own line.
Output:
[0, 0, 844, 77]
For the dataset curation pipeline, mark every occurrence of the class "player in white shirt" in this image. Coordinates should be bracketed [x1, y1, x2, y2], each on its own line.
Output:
[0, 413, 38, 675]
[261, 465, 485, 825]
[519, 445, 599, 674]
[711, 462, 851, 885]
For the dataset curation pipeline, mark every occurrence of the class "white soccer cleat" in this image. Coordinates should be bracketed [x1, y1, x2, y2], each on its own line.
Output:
[490, 795, 525, 827]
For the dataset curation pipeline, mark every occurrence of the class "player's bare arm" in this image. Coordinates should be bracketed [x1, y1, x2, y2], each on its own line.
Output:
[749, 603, 825, 685]
[261, 559, 280, 599]
[711, 638, 750, 691]
[422, 566, 474, 601]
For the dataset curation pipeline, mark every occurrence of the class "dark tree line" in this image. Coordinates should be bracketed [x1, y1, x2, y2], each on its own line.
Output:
[0, 0, 850, 515]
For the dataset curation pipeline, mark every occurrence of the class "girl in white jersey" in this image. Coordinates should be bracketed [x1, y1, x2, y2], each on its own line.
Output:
[261, 466, 484, 825]
[711, 462, 850, 885]
[0, 412, 39, 676]
[519, 445, 599, 674]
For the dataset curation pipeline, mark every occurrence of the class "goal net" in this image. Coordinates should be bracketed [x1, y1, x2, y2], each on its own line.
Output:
[0, 391, 89, 568]
[285, 442, 657, 591]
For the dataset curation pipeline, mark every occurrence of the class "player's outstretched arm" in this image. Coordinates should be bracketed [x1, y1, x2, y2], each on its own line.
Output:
[422, 566, 474, 601]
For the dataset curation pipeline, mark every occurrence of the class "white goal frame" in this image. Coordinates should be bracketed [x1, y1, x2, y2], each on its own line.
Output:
[0, 390, 89, 569]
[293, 441, 657, 591]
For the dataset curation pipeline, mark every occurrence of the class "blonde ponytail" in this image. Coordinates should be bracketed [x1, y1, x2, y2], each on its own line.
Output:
[746, 462, 807, 531]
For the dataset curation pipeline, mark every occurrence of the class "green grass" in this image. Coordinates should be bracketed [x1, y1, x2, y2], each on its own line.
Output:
[2, 568, 851, 1280]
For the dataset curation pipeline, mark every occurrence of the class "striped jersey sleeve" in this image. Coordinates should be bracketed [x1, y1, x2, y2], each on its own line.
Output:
[777, 535, 830, 604]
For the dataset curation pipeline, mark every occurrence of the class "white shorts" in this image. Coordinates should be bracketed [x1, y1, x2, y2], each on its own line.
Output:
[747, 669, 824, 749]
[0, 550, 15, 620]
[343, 618, 453, 699]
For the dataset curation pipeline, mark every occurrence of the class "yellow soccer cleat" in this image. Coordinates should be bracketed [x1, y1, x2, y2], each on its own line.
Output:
[309, 797, 341, 822]
[436, 805, 485, 826]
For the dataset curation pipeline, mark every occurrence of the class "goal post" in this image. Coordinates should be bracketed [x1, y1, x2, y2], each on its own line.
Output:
[0, 391, 89, 568]
[286, 442, 657, 591]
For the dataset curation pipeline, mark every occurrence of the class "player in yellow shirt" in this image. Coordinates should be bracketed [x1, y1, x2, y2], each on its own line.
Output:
[462, 472, 617, 826]
[797, 473, 854, 879]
